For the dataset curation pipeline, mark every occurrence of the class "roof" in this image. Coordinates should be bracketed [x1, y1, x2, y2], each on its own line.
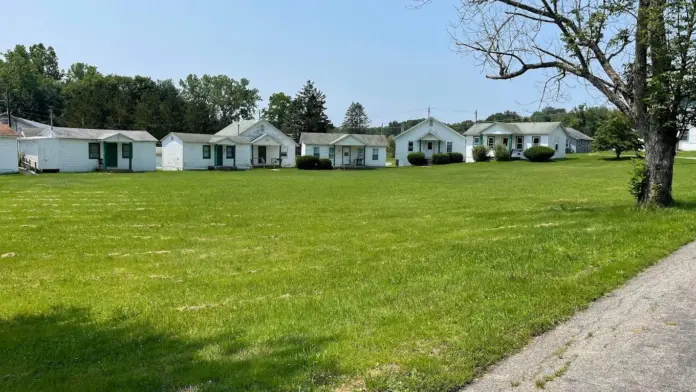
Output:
[215, 119, 260, 136]
[300, 132, 389, 146]
[20, 128, 44, 137]
[565, 127, 594, 141]
[168, 132, 250, 144]
[0, 124, 17, 137]
[393, 117, 465, 140]
[49, 127, 156, 142]
[463, 122, 564, 136]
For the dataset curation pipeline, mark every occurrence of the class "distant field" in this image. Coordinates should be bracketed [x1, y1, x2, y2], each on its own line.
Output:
[2, 155, 696, 391]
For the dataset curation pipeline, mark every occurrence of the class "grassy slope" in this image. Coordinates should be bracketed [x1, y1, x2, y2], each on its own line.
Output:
[2, 155, 696, 391]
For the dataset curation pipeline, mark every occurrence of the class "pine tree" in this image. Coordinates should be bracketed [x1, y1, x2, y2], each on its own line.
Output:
[341, 102, 370, 134]
[283, 81, 334, 141]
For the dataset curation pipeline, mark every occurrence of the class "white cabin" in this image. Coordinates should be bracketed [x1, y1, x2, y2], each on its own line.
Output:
[161, 133, 252, 170]
[216, 119, 297, 168]
[463, 122, 568, 161]
[394, 117, 467, 166]
[299, 133, 388, 168]
[679, 126, 696, 151]
[0, 125, 18, 174]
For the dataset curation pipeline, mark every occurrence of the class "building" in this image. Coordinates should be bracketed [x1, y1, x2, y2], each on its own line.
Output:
[678, 126, 696, 151]
[0, 125, 18, 174]
[394, 117, 467, 166]
[215, 119, 297, 168]
[299, 133, 388, 168]
[463, 122, 568, 161]
[565, 127, 594, 153]
[160, 133, 252, 171]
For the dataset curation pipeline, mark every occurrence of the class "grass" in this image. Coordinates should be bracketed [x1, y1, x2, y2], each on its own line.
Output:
[2, 155, 696, 391]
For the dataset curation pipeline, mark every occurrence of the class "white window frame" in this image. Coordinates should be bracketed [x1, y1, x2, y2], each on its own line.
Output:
[372, 148, 379, 160]
[516, 136, 523, 150]
[487, 136, 495, 149]
[474, 136, 480, 145]
[329, 146, 335, 159]
[532, 136, 541, 146]
[502, 137, 509, 147]
[313, 146, 320, 157]
[408, 141, 413, 152]
[446, 142, 453, 153]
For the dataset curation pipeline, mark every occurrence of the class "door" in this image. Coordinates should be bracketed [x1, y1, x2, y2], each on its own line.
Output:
[424, 141, 434, 159]
[342, 147, 351, 165]
[215, 145, 223, 166]
[105, 143, 118, 168]
[258, 146, 267, 164]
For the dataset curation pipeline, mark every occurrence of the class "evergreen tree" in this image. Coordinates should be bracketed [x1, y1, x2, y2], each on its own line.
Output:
[341, 102, 370, 133]
[283, 80, 334, 141]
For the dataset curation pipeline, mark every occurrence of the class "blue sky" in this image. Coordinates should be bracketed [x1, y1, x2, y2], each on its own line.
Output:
[4, 0, 607, 125]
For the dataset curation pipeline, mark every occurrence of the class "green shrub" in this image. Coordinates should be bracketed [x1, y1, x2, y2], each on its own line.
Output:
[318, 158, 333, 170]
[494, 144, 511, 161]
[523, 146, 556, 162]
[407, 152, 427, 166]
[629, 158, 648, 200]
[472, 145, 490, 162]
[296, 155, 320, 170]
[448, 152, 464, 163]
[432, 153, 451, 165]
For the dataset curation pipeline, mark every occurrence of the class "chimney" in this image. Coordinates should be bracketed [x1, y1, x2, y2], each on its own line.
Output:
[237, 124, 240, 135]
[400, 124, 405, 133]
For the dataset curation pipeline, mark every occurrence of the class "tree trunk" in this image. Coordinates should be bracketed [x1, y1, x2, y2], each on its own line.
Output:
[639, 126, 676, 206]
[615, 150, 621, 159]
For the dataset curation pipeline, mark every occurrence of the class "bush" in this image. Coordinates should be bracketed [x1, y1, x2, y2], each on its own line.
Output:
[523, 146, 556, 162]
[318, 158, 333, 170]
[407, 152, 427, 166]
[432, 153, 451, 165]
[472, 145, 490, 162]
[494, 144, 511, 161]
[296, 155, 320, 170]
[448, 152, 464, 163]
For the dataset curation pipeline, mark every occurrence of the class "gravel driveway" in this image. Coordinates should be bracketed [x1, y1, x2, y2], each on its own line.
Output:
[463, 241, 696, 392]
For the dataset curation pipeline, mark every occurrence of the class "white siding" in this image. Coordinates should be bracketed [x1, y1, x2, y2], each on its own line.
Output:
[300, 144, 386, 167]
[183, 142, 214, 170]
[131, 142, 157, 172]
[465, 127, 566, 161]
[241, 120, 296, 167]
[0, 137, 18, 173]
[395, 120, 466, 166]
[679, 127, 696, 151]
[547, 127, 566, 159]
[162, 135, 184, 171]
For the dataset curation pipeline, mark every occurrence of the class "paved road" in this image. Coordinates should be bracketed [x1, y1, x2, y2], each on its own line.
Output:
[463, 241, 696, 392]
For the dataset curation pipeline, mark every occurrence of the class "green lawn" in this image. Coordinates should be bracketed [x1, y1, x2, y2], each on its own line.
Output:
[2, 156, 696, 391]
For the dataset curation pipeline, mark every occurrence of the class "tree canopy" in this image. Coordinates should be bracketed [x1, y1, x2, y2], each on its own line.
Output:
[341, 102, 370, 133]
[592, 112, 644, 158]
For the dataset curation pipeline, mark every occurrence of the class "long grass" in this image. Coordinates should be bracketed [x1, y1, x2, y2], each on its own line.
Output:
[2, 155, 696, 391]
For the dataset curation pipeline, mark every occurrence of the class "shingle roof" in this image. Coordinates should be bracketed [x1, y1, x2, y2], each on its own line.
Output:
[0, 124, 17, 137]
[169, 132, 250, 144]
[49, 127, 156, 141]
[565, 127, 594, 141]
[20, 128, 44, 137]
[463, 122, 563, 136]
[215, 120, 260, 136]
[300, 132, 389, 146]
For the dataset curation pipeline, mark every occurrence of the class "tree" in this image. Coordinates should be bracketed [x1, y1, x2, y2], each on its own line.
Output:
[262, 92, 293, 130]
[592, 113, 644, 158]
[283, 81, 334, 140]
[419, 0, 696, 206]
[341, 102, 370, 133]
[449, 120, 475, 133]
[485, 110, 523, 122]
[564, 105, 614, 136]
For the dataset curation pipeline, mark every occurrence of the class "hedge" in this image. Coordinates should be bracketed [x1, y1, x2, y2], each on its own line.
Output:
[472, 145, 490, 162]
[432, 153, 451, 165]
[494, 144, 511, 161]
[523, 146, 556, 162]
[407, 152, 427, 166]
[296, 155, 320, 170]
[448, 152, 464, 163]
[318, 158, 333, 170]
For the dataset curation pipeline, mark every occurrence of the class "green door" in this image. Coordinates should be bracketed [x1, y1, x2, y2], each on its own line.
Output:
[258, 146, 267, 163]
[105, 143, 118, 167]
[215, 145, 223, 166]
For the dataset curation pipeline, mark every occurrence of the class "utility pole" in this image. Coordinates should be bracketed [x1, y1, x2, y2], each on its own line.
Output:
[49, 108, 54, 130]
[474, 110, 478, 123]
[427, 106, 431, 118]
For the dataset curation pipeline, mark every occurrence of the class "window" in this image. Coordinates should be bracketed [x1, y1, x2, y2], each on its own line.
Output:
[487, 136, 495, 149]
[358, 147, 365, 159]
[555, 143, 559, 151]
[516, 136, 523, 150]
[474, 137, 480, 145]
[281, 146, 288, 157]
[260, 124, 265, 132]
[329, 147, 335, 159]
[88, 143, 100, 159]
[313, 146, 320, 157]
[446, 142, 453, 153]
[122, 143, 131, 159]
[226, 145, 235, 159]
[202, 145, 211, 159]
[408, 141, 414, 152]
[503, 137, 509, 147]
[427, 142, 433, 150]
[566, 138, 570, 148]
[532, 136, 541, 146]
[372, 148, 379, 160]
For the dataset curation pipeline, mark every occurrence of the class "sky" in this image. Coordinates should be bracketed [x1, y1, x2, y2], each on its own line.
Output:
[3, 0, 609, 126]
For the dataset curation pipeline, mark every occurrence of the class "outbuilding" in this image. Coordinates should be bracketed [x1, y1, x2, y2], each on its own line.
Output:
[160, 133, 252, 171]
[299, 133, 388, 168]
[394, 117, 467, 166]
[0, 125, 18, 174]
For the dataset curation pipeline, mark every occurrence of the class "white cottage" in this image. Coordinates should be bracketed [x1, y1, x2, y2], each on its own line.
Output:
[215, 119, 297, 168]
[299, 133, 388, 168]
[678, 126, 696, 151]
[160, 133, 252, 170]
[18, 127, 157, 172]
[0, 125, 18, 174]
[565, 127, 593, 153]
[463, 122, 568, 161]
[394, 117, 467, 166]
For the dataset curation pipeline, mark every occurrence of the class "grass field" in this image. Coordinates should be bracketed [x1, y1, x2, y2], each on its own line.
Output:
[2, 155, 696, 391]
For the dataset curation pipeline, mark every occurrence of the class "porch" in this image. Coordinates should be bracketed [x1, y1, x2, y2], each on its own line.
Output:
[99, 138, 136, 171]
[474, 132, 526, 158]
[251, 134, 285, 168]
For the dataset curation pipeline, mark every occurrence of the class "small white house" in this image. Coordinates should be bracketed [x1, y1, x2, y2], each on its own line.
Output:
[18, 127, 157, 172]
[0, 125, 18, 174]
[215, 119, 298, 168]
[463, 122, 568, 161]
[678, 126, 696, 151]
[299, 133, 388, 167]
[565, 127, 593, 153]
[160, 133, 252, 170]
[394, 117, 467, 166]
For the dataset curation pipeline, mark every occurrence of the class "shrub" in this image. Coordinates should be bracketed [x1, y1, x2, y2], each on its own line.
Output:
[629, 158, 648, 200]
[318, 158, 333, 170]
[494, 144, 511, 161]
[472, 145, 490, 162]
[296, 155, 320, 170]
[448, 152, 464, 163]
[523, 146, 556, 162]
[432, 153, 451, 165]
[407, 152, 427, 166]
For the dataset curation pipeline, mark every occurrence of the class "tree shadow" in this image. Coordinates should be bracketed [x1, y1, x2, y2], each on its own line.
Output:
[0, 307, 339, 391]
[599, 156, 635, 161]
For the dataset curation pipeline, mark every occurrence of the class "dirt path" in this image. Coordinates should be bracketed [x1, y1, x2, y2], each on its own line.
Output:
[463, 241, 696, 392]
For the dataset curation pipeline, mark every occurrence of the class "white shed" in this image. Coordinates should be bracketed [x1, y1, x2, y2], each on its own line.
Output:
[0, 125, 18, 174]
[215, 119, 298, 167]
[679, 126, 696, 151]
[394, 117, 467, 166]
[463, 122, 568, 161]
[299, 133, 388, 167]
[161, 133, 252, 171]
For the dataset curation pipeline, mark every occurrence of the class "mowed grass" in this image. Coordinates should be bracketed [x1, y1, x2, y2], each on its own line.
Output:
[2, 155, 696, 391]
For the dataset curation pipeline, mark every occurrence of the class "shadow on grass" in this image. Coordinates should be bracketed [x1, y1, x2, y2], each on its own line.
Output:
[0, 307, 339, 391]
[599, 156, 636, 161]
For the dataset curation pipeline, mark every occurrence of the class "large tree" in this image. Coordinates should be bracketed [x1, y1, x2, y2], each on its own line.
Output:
[262, 92, 293, 130]
[419, 0, 696, 206]
[592, 112, 644, 158]
[283, 80, 334, 140]
[341, 102, 370, 133]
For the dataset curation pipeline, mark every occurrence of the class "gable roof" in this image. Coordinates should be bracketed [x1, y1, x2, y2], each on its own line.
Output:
[463, 122, 564, 136]
[216, 119, 261, 136]
[20, 128, 44, 137]
[565, 127, 594, 141]
[300, 132, 389, 146]
[167, 132, 250, 144]
[0, 124, 17, 137]
[393, 117, 465, 140]
[48, 128, 156, 142]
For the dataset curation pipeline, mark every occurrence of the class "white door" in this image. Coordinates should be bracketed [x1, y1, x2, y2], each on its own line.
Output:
[342, 147, 351, 165]
[424, 141, 434, 158]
